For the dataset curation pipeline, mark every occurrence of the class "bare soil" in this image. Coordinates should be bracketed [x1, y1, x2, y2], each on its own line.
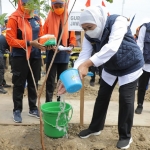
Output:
[1, 68, 150, 150]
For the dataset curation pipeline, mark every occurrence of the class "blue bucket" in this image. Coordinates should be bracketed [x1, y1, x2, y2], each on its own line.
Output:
[60, 69, 82, 93]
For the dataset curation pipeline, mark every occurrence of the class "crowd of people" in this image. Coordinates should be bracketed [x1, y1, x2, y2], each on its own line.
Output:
[0, 0, 150, 149]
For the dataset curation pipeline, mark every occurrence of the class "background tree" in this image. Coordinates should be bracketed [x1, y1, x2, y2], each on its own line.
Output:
[0, 13, 7, 26]
[106, 0, 113, 3]
[9, 0, 51, 19]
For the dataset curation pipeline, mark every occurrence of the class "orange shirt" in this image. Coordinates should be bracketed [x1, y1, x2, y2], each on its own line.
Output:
[6, 17, 43, 49]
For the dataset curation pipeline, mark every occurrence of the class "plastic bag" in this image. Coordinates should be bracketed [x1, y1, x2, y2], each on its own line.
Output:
[58, 45, 73, 51]
[39, 34, 57, 46]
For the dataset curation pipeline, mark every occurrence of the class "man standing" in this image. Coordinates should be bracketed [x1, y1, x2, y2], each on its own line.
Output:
[0, 34, 8, 94]
[135, 22, 150, 114]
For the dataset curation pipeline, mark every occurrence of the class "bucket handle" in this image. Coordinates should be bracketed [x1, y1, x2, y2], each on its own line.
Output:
[43, 118, 68, 128]
[67, 106, 73, 122]
[43, 106, 73, 128]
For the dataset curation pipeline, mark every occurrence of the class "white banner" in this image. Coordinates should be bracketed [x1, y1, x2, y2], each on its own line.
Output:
[68, 12, 83, 31]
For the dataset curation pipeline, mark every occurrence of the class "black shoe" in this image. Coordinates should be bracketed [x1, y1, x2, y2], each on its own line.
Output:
[0, 87, 7, 94]
[135, 104, 143, 114]
[3, 84, 11, 88]
[28, 109, 40, 119]
[79, 129, 101, 139]
[117, 137, 133, 149]
[13, 110, 22, 123]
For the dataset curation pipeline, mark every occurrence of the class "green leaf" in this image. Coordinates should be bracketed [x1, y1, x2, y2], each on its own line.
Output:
[40, 1, 45, 5]
[10, 0, 51, 19]
[106, 0, 113, 3]
[0, 13, 8, 26]
[39, 12, 46, 19]
[9, 0, 18, 6]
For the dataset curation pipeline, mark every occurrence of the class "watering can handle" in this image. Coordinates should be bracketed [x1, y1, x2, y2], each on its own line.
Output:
[43, 117, 68, 128]
[87, 72, 94, 76]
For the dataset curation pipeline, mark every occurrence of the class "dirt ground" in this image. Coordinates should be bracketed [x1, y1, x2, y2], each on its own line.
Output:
[1, 67, 150, 150]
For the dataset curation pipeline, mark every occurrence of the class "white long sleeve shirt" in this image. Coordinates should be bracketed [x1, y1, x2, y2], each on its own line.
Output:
[137, 25, 150, 72]
[74, 16, 143, 86]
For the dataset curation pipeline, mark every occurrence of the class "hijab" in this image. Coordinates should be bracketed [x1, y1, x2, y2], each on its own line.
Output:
[9, 0, 32, 59]
[80, 6, 107, 40]
[44, 0, 69, 46]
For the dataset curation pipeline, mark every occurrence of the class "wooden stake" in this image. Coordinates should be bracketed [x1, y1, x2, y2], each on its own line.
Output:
[80, 30, 85, 126]
[80, 79, 84, 126]
[41, 55, 46, 73]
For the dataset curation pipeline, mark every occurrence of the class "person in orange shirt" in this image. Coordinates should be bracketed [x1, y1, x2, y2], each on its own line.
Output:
[6, 0, 45, 123]
[43, 0, 76, 102]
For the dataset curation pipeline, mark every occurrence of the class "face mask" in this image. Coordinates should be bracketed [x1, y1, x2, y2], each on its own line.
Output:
[86, 26, 101, 39]
[54, 7, 64, 15]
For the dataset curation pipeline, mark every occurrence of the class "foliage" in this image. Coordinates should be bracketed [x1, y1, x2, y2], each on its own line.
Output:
[106, 0, 113, 3]
[0, 13, 7, 26]
[2, 0, 70, 23]
[9, 0, 51, 19]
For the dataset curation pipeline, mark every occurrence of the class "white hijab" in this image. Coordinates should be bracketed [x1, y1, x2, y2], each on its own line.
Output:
[80, 6, 107, 40]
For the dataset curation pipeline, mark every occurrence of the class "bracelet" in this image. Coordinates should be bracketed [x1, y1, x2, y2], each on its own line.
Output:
[27, 41, 30, 46]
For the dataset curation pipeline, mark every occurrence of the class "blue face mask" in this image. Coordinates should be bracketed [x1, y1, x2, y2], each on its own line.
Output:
[86, 26, 101, 39]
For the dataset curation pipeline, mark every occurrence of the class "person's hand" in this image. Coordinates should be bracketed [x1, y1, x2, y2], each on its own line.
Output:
[65, 45, 74, 54]
[46, 45, 55, 50]
[78, 64, 89, 80]
[30, 40, 45, 51]
[46, 46, 59, 53]
[65, 50, 72, 54]
[52, 46, 60, 53]
[78, 59, 94, 79]
[57, 81, 66, 95]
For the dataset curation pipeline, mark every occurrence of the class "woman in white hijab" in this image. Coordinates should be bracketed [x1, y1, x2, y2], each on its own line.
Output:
[58, 6, 144, 149]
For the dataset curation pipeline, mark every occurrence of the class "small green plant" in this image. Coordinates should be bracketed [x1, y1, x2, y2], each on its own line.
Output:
[9, 0, 50, 19]
[106, 0, 113, 3]
[0, 13, 7, 26]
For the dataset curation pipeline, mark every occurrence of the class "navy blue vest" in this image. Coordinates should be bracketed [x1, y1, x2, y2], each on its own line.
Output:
[85, 15, 144, 76]
[142, 23, 150, 64]
[12, 16, 41, 59]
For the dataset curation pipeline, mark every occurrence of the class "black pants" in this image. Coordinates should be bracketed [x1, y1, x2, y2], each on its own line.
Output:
[137, 70, 150, 105]
[46, 63, 68, 102]
[89, 78, 137, 140]
[12, 57, 41, 112]
[0, 57, 4, 86]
